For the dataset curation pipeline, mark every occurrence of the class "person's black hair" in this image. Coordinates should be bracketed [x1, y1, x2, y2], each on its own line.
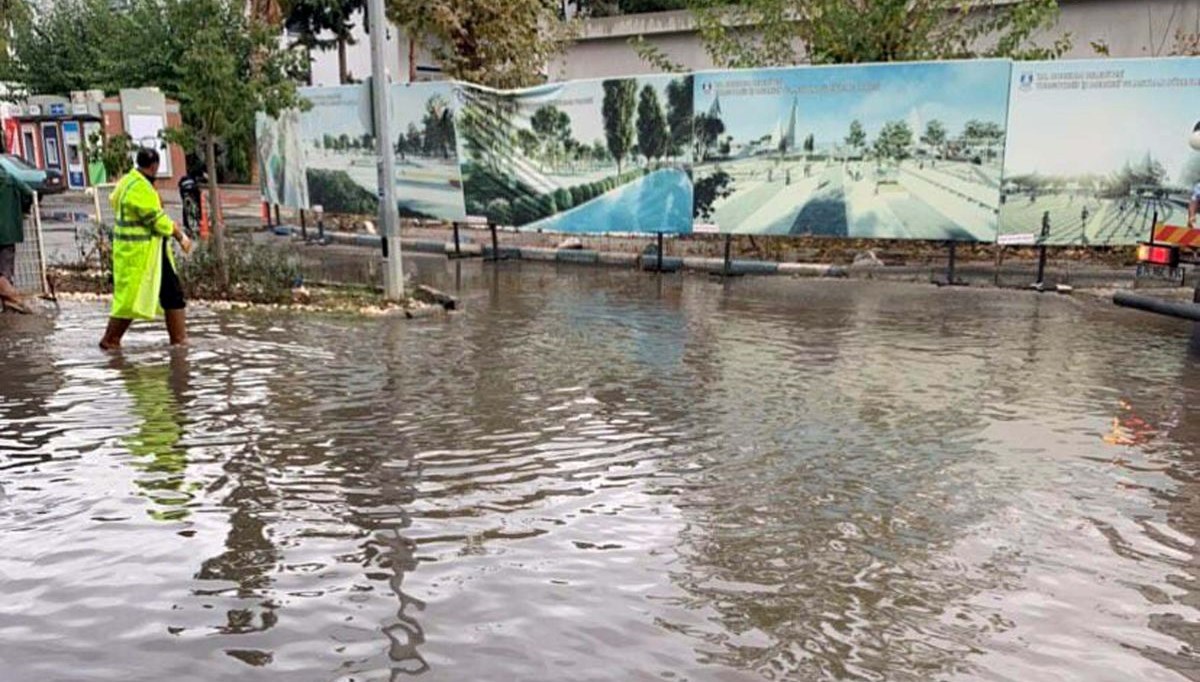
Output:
[136, 147, 160, 170]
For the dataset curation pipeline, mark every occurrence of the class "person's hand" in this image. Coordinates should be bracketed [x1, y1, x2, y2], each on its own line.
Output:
[179, 233, 194, 255]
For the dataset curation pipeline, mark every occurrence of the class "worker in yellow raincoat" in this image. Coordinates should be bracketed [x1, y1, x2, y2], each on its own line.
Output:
[99, 148, 193, 350]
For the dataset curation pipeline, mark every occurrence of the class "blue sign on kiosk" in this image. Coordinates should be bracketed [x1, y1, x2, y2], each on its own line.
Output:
[48, 103, 65, 116]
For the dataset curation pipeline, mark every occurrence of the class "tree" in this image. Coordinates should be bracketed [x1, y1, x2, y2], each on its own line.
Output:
[802, 133, 814, 154]
[515, 129, 540, 159]
[921, 120, 947, 155]
[664, 75, 693, 159]
[693, 169, 732, 220]
[405, 124, 422, 155]
[681, 0, 1070, 68]
[284, 0, 365, 84]
[591, 139, 609, 165]
[602, 79, 637, 174]
[167, 0, 305, 289]
[0, 0, 29, 82]
[531, 105, 572, 170]
[388, 0, 576, 89]
[873, 121, 913, 161]
[845, 120, 866, 151]
[636, 84, 669, 164]
[693, 112, 725, 161]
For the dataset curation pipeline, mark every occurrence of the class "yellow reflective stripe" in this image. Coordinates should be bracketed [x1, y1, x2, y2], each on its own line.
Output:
[115, 221, 151, 230]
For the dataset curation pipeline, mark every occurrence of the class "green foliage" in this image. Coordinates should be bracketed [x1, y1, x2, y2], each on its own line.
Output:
[684, 0, 1070, 68]
[86, 132, 135, 179]
[512, 195, 540, 224]
[570, 185, 588, 206]
[421, 94, 456, 159]
[388, 0, 576, 89]
[802, 133, 814, 154]
[636, 84, 670, 163]
[845, 120, 866, 150]
[1102, 154, 1167, 199]
[307, 168, 379, 214]
[921, 120, 947, 152]
[531, 105, 573, 170]
[873, 121, 913, 161]
[484, 197, 512, 225]
[553, 187, 573, 211]
[602, 79, 637, 174]
[538, 193, 557, 217]
[665, 76, 693, 158]
[179, 239, 302, 305]
[694, 112, 725, 161]
[284, 0, 363, 51]
[628, 35, 685, 74]
[694, 169, 732, 220]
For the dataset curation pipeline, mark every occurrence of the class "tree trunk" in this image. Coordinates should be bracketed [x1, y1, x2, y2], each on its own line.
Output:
[408, 36, 416, 82]
[338, 37, 349, 84]
[205, 137, 228, 290]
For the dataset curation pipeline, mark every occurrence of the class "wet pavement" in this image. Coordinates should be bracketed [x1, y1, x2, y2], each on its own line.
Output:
[2, 258, 1200, 681]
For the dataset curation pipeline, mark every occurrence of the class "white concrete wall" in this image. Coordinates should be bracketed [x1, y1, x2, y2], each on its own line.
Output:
[307, 1, 1200, 86]
[554, 1, 1200, 80]
[295, 11, 443, 86]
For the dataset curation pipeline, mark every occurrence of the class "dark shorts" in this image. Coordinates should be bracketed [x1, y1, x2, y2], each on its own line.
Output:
[0, 244, 14, 282]
[160, 240, 185, 311]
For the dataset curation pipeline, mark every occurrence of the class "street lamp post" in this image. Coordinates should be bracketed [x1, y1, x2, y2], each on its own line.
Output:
[367, 0, 403, 300]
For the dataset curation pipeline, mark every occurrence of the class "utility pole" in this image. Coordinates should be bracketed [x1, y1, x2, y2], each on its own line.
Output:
[368, 0, 403, 300]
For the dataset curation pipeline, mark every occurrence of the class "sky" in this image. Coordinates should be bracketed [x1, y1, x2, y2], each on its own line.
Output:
[693, 60, 1011, 148]
[504, 74, 687, 148]
[392, 82, 458, 132]
[298, 85, 374, 143]
[1003, 57, 1200, 182]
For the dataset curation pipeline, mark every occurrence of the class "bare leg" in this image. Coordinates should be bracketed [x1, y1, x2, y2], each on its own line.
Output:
[0, 276, 30, 313]
[165, 309, 187, 346]
[99, 317, 132, 350]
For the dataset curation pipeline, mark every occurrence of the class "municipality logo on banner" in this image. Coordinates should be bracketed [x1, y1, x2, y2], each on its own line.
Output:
[1019, 72, 1035, 91]
[702, 81, 713, 94]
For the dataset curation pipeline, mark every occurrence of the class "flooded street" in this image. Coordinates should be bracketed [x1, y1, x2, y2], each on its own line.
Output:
[2, 259, 1199, 681]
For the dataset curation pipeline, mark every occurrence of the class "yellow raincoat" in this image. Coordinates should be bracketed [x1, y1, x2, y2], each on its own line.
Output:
[109, 171, 177, 320]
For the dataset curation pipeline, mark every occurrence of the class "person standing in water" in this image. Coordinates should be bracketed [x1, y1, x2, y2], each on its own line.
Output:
[99, 148, 193, 350]
[0, 162, 33, 314]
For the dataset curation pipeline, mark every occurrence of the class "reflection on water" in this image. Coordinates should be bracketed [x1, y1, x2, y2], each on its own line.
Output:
[116, 353, 194, 521]
[1, 260, 1200, 681]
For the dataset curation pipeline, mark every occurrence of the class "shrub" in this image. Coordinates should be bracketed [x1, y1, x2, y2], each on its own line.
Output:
[537, 194, 557, 219]
[179, 239, 301, 305]
[512, 195, 539, 225]
[570, 185, 587, 206]
[485, 198, 511, 226]
[553, 188, 573, 212]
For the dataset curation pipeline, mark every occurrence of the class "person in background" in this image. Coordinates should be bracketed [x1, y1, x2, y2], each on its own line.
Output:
[99, 148, 193, 350]
[0, 162, 33, 314]
[177, 165, 207, 237]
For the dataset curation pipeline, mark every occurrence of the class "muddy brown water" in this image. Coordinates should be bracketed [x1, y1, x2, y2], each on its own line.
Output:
[2, 257, 1199, 681]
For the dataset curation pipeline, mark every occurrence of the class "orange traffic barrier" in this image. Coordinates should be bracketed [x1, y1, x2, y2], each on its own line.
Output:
[199, 193, 210, 240]
[1153, 224, 1200, 248]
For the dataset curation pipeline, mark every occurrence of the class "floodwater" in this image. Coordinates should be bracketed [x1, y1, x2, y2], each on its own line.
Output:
[2, 258, 1200, 682]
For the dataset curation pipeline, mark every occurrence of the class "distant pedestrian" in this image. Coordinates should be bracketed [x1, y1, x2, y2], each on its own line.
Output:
[99, 148, 194, 350]
[0, 163, 33, 314]
[1041, 210, 1051, 242]
[177, 166, 207, 237]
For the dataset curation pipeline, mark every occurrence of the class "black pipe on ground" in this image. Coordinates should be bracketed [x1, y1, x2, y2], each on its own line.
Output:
[1113, 290, 1200, 321]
